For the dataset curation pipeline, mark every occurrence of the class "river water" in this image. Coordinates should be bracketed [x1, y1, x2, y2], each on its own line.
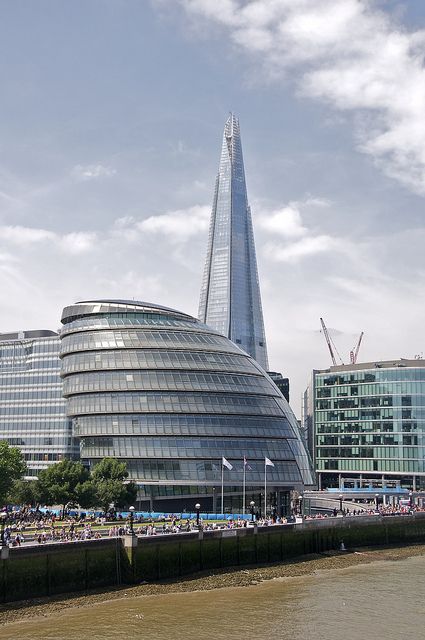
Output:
[1, 555, 424, 640]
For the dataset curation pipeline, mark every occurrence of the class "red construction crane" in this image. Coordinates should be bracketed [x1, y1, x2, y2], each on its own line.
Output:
[320, 317, 338, 366]
[350, 332, 364, 364]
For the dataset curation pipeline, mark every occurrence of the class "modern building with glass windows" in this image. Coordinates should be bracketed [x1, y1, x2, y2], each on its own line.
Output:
[305, 360, 425, 491]
[60, 299, 313, 513]
[198, 114, 269, 371]
[0, 330, 79, 477]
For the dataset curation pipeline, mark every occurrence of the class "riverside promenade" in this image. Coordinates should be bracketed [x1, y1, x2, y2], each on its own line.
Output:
[1, 512, 425, 604]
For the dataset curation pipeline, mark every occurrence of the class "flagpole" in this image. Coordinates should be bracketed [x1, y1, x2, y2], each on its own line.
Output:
[243, 457, 246, 515]
[264, 457, 267, 518]
[221, 460, 224, 515]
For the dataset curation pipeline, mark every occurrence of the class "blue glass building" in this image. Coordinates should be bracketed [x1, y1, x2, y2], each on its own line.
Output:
[0, 330, 79, 477]
[60, 300, 313, 513]
[199, 114, 269, 371]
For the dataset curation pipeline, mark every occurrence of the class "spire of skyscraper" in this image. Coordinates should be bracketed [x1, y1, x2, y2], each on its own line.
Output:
[199, 113, 269, 371]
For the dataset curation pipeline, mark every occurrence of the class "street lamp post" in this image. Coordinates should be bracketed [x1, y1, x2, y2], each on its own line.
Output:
[129, 506, 135, 535]
[339, 494, 343, 514]
[250, 501, 255, 522]
[409, 491, 413, 510]
[375, 493, 379, 511]
[299, 496, 303, 517]
[0, 512, 7, 546]
[195, 503, 201, 528]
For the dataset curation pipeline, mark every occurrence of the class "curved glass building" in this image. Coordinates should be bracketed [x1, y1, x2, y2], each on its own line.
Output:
[60, 300, 313, 513]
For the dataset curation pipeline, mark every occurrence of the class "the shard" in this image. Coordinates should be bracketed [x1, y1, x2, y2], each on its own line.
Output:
[199, 114, 269, 371]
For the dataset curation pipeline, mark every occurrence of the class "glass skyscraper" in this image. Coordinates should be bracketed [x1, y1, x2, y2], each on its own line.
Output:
[199, 114, 269, 371]
[307, 360, 425, 491]
[60, 299, 313, 513]
[0, 330, 78, 477]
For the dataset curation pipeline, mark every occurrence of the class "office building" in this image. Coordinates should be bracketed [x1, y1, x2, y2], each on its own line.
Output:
[268, 372, 290, 403]
[198, 114, 269, 371]
[0, 330, 78, 477]
[60, 299, 314, 513]
[306, 360, 425, 491]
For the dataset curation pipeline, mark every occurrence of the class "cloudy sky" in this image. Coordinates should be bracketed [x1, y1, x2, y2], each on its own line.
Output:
[1, 0, 425, 415]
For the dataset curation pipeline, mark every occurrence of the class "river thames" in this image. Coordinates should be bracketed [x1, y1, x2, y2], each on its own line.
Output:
[1, 553, 423, 639]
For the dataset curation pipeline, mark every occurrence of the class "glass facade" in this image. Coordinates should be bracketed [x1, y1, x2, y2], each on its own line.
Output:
[198, 114, 269, 371]
[60, 299, 313, 510]
[311, 361, 425, 490]
[0, 330, 79, 477]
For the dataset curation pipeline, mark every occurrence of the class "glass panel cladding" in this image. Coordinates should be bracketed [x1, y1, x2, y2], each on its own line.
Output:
[313, 363, 425, 486]
[198, 114, 268, 370]
[66, 392, 283, 417]
[61, 314, 206, 335]
[60, 329, 241, 356]
[73, 414, 296, 438]
[0, 333, 79, 477]
[80, 436, 295, 460]
[122, 459, 302, 484]
[62, 370, 276, 396]
[60, 299, 314, 503]
[61, 349, 260, 375]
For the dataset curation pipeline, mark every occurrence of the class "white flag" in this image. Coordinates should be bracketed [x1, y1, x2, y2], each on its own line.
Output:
[265, 457, 274, 467]
[222, 457, 233, 470]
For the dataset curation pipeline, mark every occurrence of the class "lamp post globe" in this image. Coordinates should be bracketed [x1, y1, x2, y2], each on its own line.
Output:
[129, 506, 135, 535]
[250, 501, 255, 522]
[195, 503, 201, 528]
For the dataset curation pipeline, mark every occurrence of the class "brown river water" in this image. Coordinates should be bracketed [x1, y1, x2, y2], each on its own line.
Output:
[1, 555, 424, 640]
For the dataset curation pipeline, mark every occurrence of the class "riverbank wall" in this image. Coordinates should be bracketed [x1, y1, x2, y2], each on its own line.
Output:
[1, 513, 425, 604]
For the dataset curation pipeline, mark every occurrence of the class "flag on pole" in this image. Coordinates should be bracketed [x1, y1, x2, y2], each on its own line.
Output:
[265, 457, 274, 467]
[244, 456, 252, 471]
[222, 457, 233, 470]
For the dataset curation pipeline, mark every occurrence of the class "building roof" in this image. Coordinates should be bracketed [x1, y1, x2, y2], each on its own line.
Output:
[0, 330, 58, 342]
[316, 358, 425, 374]
[61, 299, 194, 324]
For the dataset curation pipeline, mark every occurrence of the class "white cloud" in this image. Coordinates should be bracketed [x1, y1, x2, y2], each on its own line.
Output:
[258, 203, 307, 238]
[0, 225, 96, 254]
[258, 197, 342, 262]
[264, 234, 339, 263]
[137, 205, 210, 242]
[72, 164, 117, 180]
[58, 232, 97, 254]
[179, 0, 425, 194]
[0, 225, 55, 244]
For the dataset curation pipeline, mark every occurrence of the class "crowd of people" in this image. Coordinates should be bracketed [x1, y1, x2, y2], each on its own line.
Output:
[1, 502, 425, 546]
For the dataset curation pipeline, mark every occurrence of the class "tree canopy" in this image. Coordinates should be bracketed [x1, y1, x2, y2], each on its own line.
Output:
[37, 459, 90, 510]
[16, 457, 139, 514]
[91, 458, 137, 514]
[0, 441, 27, 506]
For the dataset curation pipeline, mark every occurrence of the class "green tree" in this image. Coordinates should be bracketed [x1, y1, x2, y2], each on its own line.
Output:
[91, 457, 138, 514]
[75, 480, 98, 510]
[8, 479, 39, 507]
[91, 458, 129, 483]
[36, 459, 90, 515]
[0, 441, 27, 506]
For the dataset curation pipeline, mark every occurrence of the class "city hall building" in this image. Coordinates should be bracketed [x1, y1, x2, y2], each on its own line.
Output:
[0, 330, 79, 477]
[60, 299, 313, 513]
[304, 360, 425, 491]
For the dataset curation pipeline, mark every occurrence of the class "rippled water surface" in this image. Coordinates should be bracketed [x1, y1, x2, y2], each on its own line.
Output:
[2, 555, 424, 640]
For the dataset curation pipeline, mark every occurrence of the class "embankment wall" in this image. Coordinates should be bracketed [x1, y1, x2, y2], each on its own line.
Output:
[1, 513, 425, 604]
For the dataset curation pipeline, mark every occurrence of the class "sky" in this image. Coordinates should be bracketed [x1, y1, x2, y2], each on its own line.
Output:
[1, 0, 425, 416]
